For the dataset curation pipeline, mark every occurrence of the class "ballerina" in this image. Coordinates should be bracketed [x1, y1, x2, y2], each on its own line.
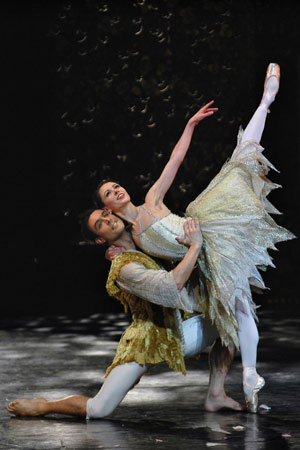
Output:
[94, 63, 295, 412]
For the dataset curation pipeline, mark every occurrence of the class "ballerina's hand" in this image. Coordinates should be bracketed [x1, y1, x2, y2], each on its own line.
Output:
[188, 100, 218, 126]
[105, 245, 126, 261]
[175, 219, 203, 248]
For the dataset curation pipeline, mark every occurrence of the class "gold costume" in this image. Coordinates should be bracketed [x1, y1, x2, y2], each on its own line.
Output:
[105, 251, 186, 377]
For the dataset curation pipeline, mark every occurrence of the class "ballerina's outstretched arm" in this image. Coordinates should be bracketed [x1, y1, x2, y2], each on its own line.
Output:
[145, 101, 218, 208]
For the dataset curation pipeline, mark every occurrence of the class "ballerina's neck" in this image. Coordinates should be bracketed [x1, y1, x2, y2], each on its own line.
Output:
[117, 203, 138, 225]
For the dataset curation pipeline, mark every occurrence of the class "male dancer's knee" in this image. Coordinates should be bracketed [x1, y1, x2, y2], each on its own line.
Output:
[86, 362, 148, 419]
[182, 316, 219, 357]
[86, 396, 115, 419]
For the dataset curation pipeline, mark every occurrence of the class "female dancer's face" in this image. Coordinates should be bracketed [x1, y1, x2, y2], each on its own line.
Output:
[98, 182, 130, 210]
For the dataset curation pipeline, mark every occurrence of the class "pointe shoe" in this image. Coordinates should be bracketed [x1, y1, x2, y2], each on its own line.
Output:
[261, 63, 280, 111]
[264, 63, 280, 92]
[244, 375, 265, 413]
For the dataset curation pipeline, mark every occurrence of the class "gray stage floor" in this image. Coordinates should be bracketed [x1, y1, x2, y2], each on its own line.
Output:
[1, 304, 299, 449]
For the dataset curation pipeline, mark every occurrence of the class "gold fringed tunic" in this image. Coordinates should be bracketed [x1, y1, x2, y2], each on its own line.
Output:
[105, 251, 186, 377]
[134, 130, 296, 348]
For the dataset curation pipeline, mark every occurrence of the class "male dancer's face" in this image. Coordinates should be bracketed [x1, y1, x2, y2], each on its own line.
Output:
[88, 209, 125, 242]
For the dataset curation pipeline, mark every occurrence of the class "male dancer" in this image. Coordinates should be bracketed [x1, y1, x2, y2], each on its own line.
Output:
[6, 210, 242, 419]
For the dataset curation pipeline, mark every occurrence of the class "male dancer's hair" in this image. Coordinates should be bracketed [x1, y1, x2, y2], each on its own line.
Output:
[79, 209, 100, 244]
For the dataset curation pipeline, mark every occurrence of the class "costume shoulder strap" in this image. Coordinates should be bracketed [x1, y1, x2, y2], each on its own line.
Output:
[140, 204, 159, 220]
[132, 204, 159, 236]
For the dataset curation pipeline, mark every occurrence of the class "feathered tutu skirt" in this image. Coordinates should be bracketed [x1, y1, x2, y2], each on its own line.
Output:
[186, 129, 296, 347]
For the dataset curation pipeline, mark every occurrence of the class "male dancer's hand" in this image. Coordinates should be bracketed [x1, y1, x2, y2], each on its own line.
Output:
[105, 245, 126, 261]
[175, 219, 203, 248]
[173, 219, 203, 290]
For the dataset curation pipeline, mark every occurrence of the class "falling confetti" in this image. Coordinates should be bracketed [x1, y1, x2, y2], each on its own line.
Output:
[206, 443, 226, 447]
[232, 425, 246, 431]
[259, 404, 271, 410]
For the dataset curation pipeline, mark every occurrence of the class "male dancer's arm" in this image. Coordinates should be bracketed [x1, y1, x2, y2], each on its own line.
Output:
[172, 218, 202, 290]
[117, 219, 202, 312]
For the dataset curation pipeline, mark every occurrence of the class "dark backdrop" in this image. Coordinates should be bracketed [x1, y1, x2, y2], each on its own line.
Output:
[3, 0, 299, 317]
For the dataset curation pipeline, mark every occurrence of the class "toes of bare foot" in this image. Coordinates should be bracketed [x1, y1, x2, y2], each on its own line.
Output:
[5, 398, 47, 417]
[230, 401, 244, 411]
[9, 400, 20, 407]
[6, 404, 18, 415]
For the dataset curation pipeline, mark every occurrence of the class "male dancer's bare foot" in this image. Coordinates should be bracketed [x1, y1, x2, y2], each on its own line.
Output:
[205, 391, 244, 412]
[6, 398, 48, 417]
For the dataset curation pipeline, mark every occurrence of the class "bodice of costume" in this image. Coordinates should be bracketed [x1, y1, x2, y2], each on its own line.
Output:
[105, 251, 186, 377]
[135, 207, 189, 260]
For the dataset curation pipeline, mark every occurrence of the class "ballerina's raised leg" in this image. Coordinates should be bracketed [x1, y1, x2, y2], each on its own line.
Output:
[241, 63, 280, 145]
[236, 63, 280, 412]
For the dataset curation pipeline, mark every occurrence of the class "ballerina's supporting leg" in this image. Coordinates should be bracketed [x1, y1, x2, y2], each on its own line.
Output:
[241, 63, 280, 145]
[235, 300, 265, 413]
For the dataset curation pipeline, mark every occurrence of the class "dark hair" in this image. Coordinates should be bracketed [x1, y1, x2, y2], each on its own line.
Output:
[92, 178, 121, 208]
[79, 208, 100, 244]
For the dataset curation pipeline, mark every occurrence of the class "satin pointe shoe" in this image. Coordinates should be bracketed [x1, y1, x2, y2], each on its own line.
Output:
[261, 63, 280, 110]
[264, 62, 280, 92]
[244, 375, 265, 413]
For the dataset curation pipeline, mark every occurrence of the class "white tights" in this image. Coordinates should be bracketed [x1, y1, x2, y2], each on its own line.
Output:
[236, 299, 262, 396]
[241, 75, 279, 145]
[235, 301, 259, 369]
[86, 316, 218, 419]
[237, 73, 279, 390]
